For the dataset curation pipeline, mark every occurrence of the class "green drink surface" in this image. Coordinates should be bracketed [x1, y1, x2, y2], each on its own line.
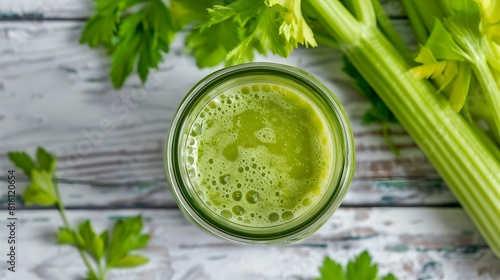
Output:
[185, 82, 334, 227]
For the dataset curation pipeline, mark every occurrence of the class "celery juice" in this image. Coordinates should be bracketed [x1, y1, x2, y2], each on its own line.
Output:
[185, 82, 334, 227]
[165, 63, 355, 243]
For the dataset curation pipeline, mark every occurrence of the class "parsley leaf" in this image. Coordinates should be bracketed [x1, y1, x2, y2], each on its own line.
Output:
[110, 255, 149, 267]
[107, 216, 150, 268]
[7, 151, 36, 179]
[381, 274, 398, 280]
[57, 227, 84, 247]
[79, 220, 106, 262]
[316, 251, 398, 280]
[36, 147, 56, 174]
[80, 0, 127, 50]
[346, 251, 378, 280]
[315, 257, 345, 280]
[82, 0, 177, 88]
[86, 270, 99, 280]
[23, 169, 58, 206]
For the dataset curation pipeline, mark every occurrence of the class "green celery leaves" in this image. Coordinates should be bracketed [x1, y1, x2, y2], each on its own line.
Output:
[81, 0, 176, 88]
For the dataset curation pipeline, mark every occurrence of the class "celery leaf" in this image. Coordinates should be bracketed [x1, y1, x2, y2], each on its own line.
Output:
[82, 0, 177, 88]
[107, 216, 150, 268]
[22, 170, 58, 206]
[448, 63, 472, 112]
[7, 151, 36, 179]
[425, 19, 466, 61]
[266, 0, 318, 47]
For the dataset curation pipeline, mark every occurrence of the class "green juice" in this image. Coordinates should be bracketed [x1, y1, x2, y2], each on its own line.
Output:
[185, 82, 334, 227]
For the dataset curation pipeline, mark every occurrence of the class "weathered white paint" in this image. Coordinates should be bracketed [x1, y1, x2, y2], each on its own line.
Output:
[1, 208, 499, 280]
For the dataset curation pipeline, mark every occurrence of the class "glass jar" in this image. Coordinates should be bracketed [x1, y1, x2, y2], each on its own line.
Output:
[164, 62, 355, 244]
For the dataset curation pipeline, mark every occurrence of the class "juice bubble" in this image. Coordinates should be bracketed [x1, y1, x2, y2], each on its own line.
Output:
[190, 123, 202, 136]
[302, 198, 312, 206]
[232, 205, 245, 216]
[262, 84, 271, 92]
[232, 191, 242, 201]
[246, 190, 260, 204]
[269, 212, 279, 222]
[282, 211, 294, 221]
[221, 210, 232, 219]
[219, 174, 230, 185]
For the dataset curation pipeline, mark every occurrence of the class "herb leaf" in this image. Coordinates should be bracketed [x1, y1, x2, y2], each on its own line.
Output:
[110, 255, 149, 268]
[315, 257, 345, 280]
[36, 147, 56, 174]
[7, 151, 36, 178]
[107, 216, 150, 267]
[381, 274, 398, 280]
[80, 0, 126, 49]
[316, 251, 397, 280]
[346, 251, 378, 280]
[79, 220, 106, 261]
[22, 169, 58, 206]
[57, 227, 81, 246]
[82, 0, 177, 88]
[425, 19, 466, 61]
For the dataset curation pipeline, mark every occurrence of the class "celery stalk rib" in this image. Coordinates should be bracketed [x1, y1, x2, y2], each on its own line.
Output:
[400, 0, 429, 43]
[307, 0, 500, 257]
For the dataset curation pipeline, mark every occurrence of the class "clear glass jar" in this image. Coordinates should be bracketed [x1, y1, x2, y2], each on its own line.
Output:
[164, 62, 355, 244]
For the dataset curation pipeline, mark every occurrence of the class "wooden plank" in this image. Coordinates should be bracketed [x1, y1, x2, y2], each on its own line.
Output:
[0, 0, 406, 20]
[0, 177, 456, 209]
[0, 21, 430, 186]
[2, 208, 498, 280]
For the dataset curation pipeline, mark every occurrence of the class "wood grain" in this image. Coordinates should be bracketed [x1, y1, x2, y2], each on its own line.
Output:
[3, 208, 499, 280]
[0, 21, 435, 185]
[0, 0, 406, 19]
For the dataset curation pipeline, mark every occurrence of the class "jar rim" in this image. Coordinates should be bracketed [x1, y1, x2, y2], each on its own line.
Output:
[164, 62, 355, 244]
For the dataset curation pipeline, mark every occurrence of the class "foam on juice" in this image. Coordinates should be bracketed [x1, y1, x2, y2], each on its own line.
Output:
[185, 82, 334, 227]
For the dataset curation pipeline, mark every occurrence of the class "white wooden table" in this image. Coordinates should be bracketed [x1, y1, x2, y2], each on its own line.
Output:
[1, 1, 499, 279]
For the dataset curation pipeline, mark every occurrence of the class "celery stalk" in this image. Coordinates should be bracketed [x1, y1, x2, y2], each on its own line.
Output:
[411, 0, 446, 32]
[370, 0, 414, 64]
[306, 0, 500, 257]
[400, 0, 429, 43]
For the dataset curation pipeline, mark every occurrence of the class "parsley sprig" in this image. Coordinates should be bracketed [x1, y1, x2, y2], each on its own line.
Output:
[81, 0, 176, 88]
[8, 148, 150, 280]
[316, 251, 397, 280]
